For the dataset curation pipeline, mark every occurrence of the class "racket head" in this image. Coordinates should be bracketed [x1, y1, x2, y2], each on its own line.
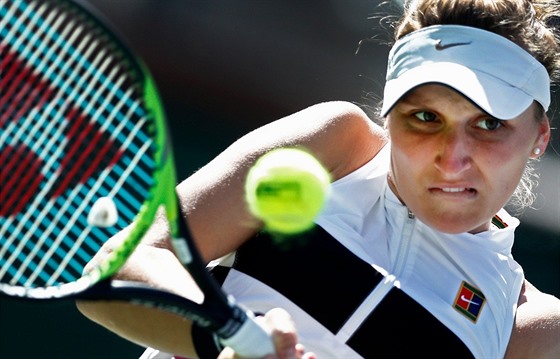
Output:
[0, 0, 177, 299]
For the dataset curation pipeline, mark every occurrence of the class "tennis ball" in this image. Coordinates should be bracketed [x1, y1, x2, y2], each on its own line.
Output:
[245, 148, 331, 234]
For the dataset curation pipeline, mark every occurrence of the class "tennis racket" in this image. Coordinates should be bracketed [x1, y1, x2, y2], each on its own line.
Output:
[0, 0, 273, 356]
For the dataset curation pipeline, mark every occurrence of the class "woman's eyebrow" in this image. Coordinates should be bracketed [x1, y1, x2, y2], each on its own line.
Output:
[396, 95, 426, 106]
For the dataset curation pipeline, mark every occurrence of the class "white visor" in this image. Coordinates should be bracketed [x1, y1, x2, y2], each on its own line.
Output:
[381, 25, 550, 120]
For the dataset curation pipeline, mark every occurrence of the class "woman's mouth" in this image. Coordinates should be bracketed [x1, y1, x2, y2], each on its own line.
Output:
[430, 187, 477, 197]
[441, 187, 473, 193]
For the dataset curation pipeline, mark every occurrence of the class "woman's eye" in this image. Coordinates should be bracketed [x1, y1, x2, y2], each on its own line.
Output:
[413, 111, 437, 122]
[476, 118, 503, 131]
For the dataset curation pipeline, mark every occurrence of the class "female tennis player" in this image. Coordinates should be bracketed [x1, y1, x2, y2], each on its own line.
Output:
[78, 0, 560, 357]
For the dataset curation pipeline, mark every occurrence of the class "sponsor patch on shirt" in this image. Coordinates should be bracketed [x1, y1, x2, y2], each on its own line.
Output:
[454, 281, 486, 323]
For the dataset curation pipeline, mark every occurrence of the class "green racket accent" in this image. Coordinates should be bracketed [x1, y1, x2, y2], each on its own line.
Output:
[143, 73, 192, 265]
[145, 72, 182, 239]
[93, 73, 179, 282]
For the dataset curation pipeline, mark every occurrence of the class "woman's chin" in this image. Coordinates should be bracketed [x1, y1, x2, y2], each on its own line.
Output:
[418, 213, 490, 235]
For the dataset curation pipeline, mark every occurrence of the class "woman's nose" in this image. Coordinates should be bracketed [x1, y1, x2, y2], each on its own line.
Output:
[434, 129, 473, 176]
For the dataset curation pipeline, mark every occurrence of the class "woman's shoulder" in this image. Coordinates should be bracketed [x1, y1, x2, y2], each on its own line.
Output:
[290, 101, 388, 181]
[505, 280, 560, 358]
[229, 100, 388, 181]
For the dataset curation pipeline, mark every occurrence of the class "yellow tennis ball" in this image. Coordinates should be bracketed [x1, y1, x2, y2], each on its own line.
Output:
[245, 148, 331, 234]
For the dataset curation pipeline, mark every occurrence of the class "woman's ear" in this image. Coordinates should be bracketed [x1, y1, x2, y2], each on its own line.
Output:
[531, 113, 550, 159]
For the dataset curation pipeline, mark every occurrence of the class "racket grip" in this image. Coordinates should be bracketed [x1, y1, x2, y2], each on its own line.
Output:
[219, 313, 275, 358]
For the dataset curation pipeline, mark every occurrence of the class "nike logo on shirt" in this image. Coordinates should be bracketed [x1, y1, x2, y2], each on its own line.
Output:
[460, 295, 481, 306]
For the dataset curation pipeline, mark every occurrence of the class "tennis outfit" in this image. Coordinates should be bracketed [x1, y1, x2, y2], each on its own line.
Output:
[142, 144, 524, 359]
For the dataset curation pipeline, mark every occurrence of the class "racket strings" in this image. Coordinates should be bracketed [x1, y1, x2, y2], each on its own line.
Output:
[0, 0, 160, 288]
[1, 1, 140, 122]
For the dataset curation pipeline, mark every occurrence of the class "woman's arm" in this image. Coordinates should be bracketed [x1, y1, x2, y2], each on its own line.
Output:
[505, 280, 560, 359]
[77, 101, 386, 357]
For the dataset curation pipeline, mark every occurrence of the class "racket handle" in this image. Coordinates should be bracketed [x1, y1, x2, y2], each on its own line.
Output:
[219, 313, 275, 358]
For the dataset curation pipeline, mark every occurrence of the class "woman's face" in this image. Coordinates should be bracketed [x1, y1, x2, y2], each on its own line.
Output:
[386, 84, 550, 234]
